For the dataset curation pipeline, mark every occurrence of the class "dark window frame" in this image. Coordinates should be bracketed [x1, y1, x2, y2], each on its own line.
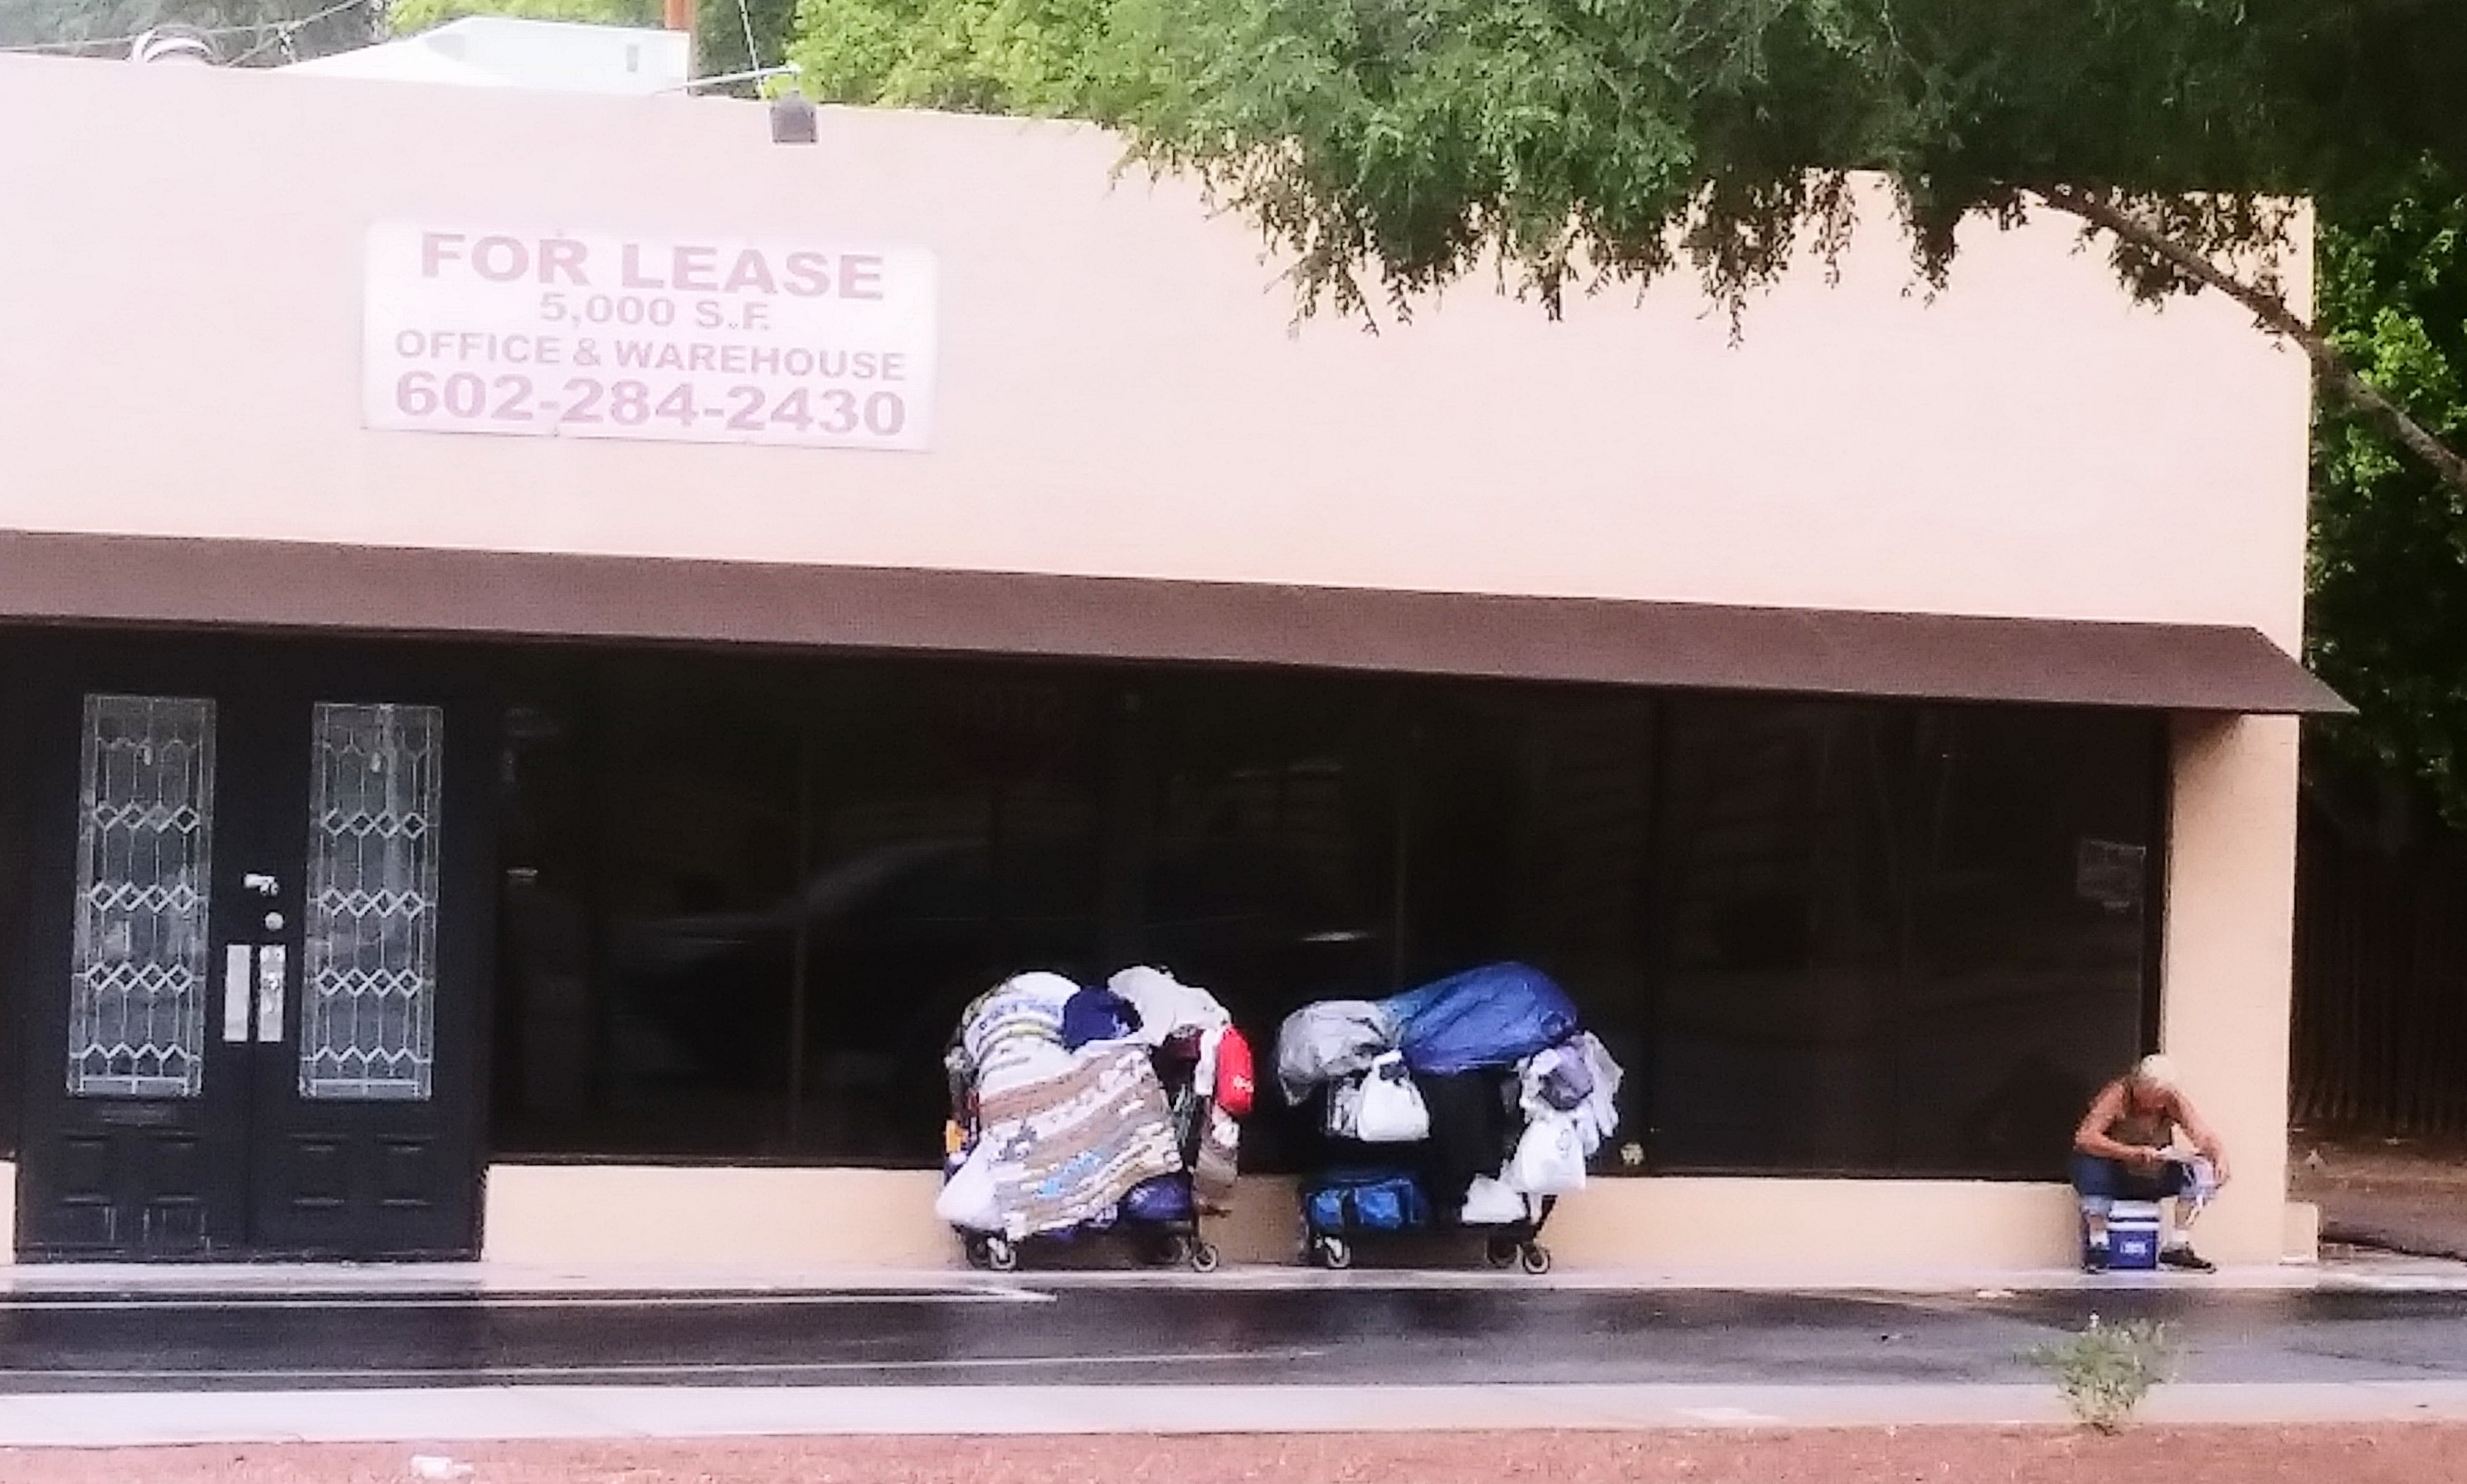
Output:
[484, 650, 2171, 1182]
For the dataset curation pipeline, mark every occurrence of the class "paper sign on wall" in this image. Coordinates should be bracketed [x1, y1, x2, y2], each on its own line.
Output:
[363, 225, 936, 451]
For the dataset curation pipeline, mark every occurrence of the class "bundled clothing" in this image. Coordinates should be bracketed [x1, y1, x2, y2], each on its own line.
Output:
[956, 971, 1077, 1095]
[1111, 966, 1233, 1048]
[1276, 1000, 1400, 1106]
[1506, 1032, 1623, 1195]
[974, 1042, 1184, 1239]
[941, 966, 1248, 1242]
[1279, 961, 1625, 1237]
[1061, 985, 1143, 1049]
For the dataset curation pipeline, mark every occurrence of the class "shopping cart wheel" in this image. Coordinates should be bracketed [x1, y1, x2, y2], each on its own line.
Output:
[1316, 1236, 1354, 1271]
[962, 1238, 990, 1271]
[984, 1236, 1020, 1273]
[1188, 1240, 1222, 1274]
[1483, 1237, 1518, 1269]
[1517, 1242, 1552, 1276]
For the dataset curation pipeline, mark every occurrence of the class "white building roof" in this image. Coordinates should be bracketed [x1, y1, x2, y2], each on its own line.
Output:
[280, 17, 689, 95]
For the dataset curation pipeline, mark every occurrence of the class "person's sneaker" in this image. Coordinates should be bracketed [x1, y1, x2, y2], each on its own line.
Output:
[2159, 1245, 2216, 1273]
[2082, 1247, 2110, 1273]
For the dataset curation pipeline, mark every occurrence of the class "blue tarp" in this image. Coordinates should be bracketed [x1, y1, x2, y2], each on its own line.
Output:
[1380, 962, 1579, 1075]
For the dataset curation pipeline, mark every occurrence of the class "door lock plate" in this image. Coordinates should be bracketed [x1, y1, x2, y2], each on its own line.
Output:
[254, 944, 287, 1044]
[221, 945, 252, 1044]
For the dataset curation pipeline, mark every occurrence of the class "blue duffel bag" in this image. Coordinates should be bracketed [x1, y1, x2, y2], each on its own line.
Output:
[1120, 1175, 1195, 1224]
[1304, 1169, 1432, 1235]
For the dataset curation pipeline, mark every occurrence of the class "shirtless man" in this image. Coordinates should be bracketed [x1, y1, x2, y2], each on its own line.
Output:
[2070, 1054, 2229, 1273]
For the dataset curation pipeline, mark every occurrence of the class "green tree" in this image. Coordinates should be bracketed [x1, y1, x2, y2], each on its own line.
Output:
[788, 0, 1133, 113]
[786, 0, 2467, 809]
[2312, 173, 2467, 821]
[786, 0, 2467, 495]
[693, 0, 798, 85]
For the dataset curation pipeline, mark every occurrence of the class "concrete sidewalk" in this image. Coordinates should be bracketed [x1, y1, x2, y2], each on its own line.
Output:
[5, 1379, 2467, 1446]
[5, 1250, 2464, 1300]
[5, 1253, 2465, 1448]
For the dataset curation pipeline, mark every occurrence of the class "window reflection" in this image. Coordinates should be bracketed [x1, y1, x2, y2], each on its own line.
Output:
[1648, 701, 2155, 1177]
[491, 653, 2161, 1180]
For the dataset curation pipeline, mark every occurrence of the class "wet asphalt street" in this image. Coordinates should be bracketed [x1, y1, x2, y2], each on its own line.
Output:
[0, 1284, 2461, 1393]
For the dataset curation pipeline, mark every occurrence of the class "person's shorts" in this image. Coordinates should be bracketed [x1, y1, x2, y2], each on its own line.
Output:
[2070, 1152, 2209, 1214]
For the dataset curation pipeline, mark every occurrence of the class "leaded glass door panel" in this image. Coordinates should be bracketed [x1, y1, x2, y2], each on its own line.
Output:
[299, 703, 444, 1102]
[16, 638, 489, 1260]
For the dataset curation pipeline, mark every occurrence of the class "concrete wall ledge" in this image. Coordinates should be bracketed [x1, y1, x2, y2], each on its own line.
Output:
[480, 1164, 2100, 1275]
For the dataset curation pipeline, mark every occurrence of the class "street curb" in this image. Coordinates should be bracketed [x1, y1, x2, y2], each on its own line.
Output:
[5, 1381, 2467, 1446]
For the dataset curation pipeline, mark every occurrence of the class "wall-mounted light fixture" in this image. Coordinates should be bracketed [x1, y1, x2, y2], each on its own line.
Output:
[654, 61, 815, 145]
[769, 89, 818, 145]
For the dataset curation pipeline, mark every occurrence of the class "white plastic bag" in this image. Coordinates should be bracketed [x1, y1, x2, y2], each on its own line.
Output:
[1324, 1073, 1365, 1139]
[1573, 1033, 1624, 1151]
[1354, 1053, 1431, 1143]
[935, 1143, 1002, 1232]
[1460, 1175, 1530, 1226]
[1508, 1113, 1588, 1195]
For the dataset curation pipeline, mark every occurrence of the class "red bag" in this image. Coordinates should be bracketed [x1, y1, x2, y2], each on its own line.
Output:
[1214, 1027, 1257, 1119]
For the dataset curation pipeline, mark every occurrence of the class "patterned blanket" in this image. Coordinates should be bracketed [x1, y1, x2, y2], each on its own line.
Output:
[961, 972, 1076, 1096]
[978, 1042, 1183, 1240]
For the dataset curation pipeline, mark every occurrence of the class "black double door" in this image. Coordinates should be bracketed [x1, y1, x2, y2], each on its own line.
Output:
[13, 638, 492, 1260]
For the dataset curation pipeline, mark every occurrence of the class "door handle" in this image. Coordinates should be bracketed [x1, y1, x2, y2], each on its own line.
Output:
[254, 944, 288, 1044]
[221, 945, 252, 1044]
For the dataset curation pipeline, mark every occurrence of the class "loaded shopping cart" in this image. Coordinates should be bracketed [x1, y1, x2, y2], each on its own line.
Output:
[938, 968, 1252, 1274]
[1277, 963, 1618, 1275]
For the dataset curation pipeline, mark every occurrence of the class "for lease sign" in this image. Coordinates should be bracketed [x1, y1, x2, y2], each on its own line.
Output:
[363, 225, 937, 451]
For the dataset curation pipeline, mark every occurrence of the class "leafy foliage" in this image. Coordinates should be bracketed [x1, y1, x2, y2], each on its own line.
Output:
[2024, 1316, 2180, 1433]
[693, 0, 799, 83]
[787, 0, 2466, 323]
[2312, 171, 2467, 824]
[788, 0, 1140, 114]
[781, 0, 2467, 805]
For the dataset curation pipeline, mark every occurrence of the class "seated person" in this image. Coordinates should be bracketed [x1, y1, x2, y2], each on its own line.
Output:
[2070, 1054, 2229, 1273]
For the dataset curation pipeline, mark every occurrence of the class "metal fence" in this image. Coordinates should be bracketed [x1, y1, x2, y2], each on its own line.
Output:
[2292, 810, 2467, 1138]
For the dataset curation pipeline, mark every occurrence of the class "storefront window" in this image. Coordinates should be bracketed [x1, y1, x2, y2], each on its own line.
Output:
[791, 665, 1105, 1161]
[494, 657, 802, 1158]
[490, 654, 2160, 1180]
[1119, 672, 1404, 1171]
[1391, 688, 1658, 1167]
[1647, 699, 2160, 1178]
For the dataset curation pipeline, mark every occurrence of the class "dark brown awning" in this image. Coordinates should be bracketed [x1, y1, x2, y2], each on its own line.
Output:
[0, 529, 2346, 713]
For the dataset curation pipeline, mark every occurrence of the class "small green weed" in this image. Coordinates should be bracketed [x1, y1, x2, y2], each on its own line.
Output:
[2022, 1316, 2180, 1433]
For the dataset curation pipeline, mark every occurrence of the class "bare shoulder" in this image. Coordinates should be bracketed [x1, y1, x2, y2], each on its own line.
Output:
[2078, 1078, 2125, 1126]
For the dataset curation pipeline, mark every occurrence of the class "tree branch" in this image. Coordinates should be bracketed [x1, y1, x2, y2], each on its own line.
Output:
[2029, 182, 2467, 497]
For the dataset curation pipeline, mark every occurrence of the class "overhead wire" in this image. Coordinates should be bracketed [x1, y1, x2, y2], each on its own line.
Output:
[214, 0, 377, 66]
[735, 0, 763, 80]
[0, 0, 372, 59]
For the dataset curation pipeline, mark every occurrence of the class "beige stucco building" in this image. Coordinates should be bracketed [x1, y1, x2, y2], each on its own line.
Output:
[0, 51, 2334, 1275]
